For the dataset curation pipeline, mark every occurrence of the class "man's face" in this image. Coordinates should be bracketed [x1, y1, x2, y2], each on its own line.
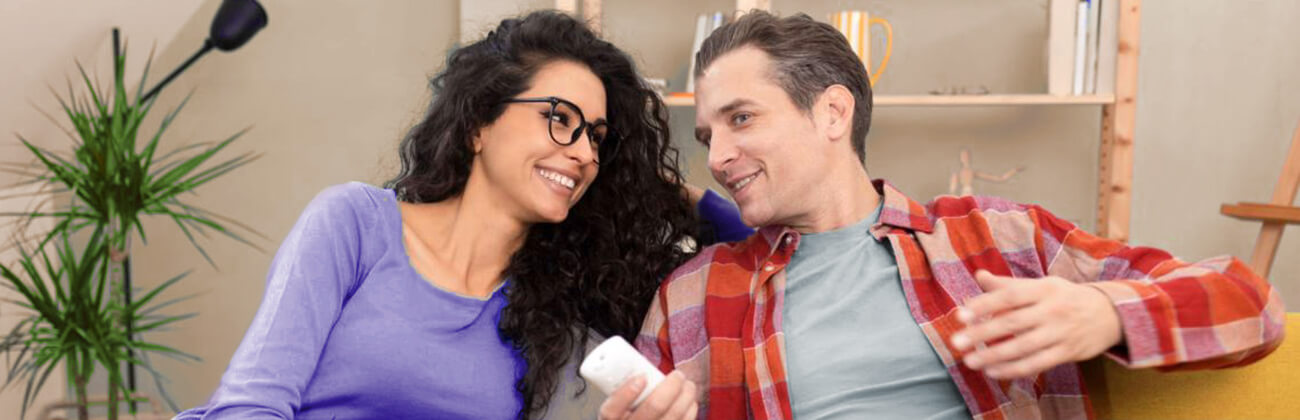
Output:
[694, 46, 828, 228]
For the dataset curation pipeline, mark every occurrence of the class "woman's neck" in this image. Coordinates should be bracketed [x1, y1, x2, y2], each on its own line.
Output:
[402, 183, 529, 298]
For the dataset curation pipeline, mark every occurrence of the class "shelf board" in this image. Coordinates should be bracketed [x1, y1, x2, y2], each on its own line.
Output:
[662, 93, 1116, 108]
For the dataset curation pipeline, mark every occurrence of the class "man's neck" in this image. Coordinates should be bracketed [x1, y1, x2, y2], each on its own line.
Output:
[788, 161, 881, 234]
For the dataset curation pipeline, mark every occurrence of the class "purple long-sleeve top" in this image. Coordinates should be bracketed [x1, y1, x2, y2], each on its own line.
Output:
[177, 182, 747, 419]
[177, 183, 524, 419]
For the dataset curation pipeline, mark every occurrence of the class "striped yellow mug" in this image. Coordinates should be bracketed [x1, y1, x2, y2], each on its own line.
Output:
[830, 11, 893, 86]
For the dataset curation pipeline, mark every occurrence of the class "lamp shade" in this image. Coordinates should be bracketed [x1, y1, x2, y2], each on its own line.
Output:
[210, 0, 268, 51]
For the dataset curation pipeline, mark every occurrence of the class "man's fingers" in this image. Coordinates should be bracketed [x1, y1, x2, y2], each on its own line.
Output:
[974, 270, 1013, 291]
[984, 344, 1070, 380]
[685, 402, 699, 420]
[962, 324, 1056, 370]
[959, 271, 1036, 323]
[629, 371, 685, 420]
[599, 374, 647, 420]
[952, 304, 1042, 351]
[663, 377, 697, 420]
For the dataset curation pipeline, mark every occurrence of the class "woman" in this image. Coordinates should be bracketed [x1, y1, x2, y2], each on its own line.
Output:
[177, 10, 746, 420]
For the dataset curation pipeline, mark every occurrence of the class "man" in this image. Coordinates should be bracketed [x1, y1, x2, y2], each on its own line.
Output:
[600, 11, 1285, 420]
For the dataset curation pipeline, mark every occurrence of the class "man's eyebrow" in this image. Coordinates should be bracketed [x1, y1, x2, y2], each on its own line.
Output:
[715, 98, 756, 117]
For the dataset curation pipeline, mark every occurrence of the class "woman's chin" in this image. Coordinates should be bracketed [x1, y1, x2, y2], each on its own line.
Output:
[530, 204, 571, 224]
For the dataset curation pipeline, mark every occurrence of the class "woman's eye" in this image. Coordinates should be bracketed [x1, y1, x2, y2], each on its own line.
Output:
[546, 111, 571, 126]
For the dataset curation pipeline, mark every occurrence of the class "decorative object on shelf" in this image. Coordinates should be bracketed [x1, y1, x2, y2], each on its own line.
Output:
[830, 10, 892, 86]
[949, 148, 1025, 196]
[927, 85, 991, 96]
[0, 1, 267, 418]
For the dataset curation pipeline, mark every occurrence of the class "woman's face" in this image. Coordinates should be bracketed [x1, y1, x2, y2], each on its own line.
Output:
[471, 59, 607, 224]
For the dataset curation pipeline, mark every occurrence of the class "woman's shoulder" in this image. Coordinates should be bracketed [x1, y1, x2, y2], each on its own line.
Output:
[301, 182, 397, 230]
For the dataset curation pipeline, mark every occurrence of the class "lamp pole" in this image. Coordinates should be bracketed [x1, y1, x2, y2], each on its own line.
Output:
[117, 0, 266, 410]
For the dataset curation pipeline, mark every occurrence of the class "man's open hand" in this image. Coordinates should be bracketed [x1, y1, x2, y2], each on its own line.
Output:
[951, 270, 1124, 379]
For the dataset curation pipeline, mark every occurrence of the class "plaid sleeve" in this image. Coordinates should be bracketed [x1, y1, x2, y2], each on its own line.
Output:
[1028, 204, 1286, 369]
[634, 279, 676, 374]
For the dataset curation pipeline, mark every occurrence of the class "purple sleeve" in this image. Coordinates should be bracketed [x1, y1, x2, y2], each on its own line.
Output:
[698, 189, 753, 243]
[179, 184, 370, 419]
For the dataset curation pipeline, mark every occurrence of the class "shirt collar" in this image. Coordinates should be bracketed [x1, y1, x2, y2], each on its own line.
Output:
[873, 179, 934, 236]
[749, 178, 934, 255]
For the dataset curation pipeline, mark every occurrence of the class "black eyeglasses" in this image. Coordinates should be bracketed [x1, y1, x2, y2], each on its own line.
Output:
[502, 96, 618, 164]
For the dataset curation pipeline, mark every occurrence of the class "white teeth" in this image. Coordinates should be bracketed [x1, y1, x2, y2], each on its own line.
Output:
[731, 173, 758, 191]
[538, 169, 576, 189]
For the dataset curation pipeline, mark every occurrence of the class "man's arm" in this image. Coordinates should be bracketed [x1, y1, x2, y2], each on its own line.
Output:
[596, 276, 701, 420]
[953, 204, 1285, 378]
[635, 282, 676, 374]
[1032, 203, 1285, 368]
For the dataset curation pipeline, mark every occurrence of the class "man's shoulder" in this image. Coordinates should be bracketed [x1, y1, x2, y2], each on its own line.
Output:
[915, 195, 1056, 257]
[923, 194, 1033, 220]
[659, 236, 763, 301]
[913, 195, 1087, 272]
[660, 243, 723, 292]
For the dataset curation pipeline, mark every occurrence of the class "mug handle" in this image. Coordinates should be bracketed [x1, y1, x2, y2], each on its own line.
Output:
[868, 17, 892, 86]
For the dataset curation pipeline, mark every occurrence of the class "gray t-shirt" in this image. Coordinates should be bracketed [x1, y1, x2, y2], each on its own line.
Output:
[783, 206, 969, 419]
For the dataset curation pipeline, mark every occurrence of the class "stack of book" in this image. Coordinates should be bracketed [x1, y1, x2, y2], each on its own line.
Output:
[1047, 0, 1118, 95]
[686, 12, 727, 93]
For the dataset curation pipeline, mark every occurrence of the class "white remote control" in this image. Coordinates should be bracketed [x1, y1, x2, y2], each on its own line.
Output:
[579, 336, 666, 407]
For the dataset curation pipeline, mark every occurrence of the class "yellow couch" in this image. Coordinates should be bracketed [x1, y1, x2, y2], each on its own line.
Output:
[1084, 313, 1298, 419]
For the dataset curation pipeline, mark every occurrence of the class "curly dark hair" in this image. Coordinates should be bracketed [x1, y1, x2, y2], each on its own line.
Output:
[384, 10, 697, 419]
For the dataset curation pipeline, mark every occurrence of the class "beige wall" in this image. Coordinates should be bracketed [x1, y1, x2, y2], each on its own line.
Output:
[0, 0, 203, 416]
[123, 0, 460, 409]
[5, 0, 1296, 415]
[0, 0, 201, 171]
[1130, 1, 1300, 306]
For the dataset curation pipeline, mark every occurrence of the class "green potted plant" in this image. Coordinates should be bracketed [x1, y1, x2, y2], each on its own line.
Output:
[0, 1, 267, 418]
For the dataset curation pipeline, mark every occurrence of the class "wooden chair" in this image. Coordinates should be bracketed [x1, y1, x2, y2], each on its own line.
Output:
[1220, 119, 1300, 278]
[1081, 120, 1300, 419]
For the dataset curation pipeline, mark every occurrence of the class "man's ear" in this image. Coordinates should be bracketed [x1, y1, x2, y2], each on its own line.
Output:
[818, 84, 855, 143]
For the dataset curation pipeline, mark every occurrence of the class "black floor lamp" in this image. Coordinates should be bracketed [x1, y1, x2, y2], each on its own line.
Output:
[122, 0, 267, 406]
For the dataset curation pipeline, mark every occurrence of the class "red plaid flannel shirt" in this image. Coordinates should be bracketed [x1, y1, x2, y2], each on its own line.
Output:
[635, 180, 1285, 419]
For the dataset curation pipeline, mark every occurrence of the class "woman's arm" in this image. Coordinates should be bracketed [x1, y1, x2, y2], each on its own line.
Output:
[177, 185, 371, 419]
[693, 187, 754, 244]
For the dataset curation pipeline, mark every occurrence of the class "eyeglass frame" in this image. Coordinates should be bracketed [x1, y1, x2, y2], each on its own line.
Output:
[500, 96, 619, 164]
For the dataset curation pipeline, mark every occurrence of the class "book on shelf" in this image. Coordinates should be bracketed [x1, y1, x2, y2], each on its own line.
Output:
[1049, 0, 1117, 96]
[686, 12, 726, 93]
[1084, 0, 1102, 94]
[1047, 0, 1077, 95]
[1095, 0, 1119, 94]
[1071, 0, 1088, 95]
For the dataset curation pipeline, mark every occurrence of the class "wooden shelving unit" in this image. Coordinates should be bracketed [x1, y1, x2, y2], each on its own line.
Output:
[557, 0, 1143, 242]
[663, 94, 1116, 108]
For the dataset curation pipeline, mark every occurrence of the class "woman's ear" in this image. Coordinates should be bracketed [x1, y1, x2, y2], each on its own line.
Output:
[471, 128, 484, 154]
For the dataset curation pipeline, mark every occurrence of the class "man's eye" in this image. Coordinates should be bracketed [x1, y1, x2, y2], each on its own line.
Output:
[695, 130, 711, 146]
[731, 113, 751, 125]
